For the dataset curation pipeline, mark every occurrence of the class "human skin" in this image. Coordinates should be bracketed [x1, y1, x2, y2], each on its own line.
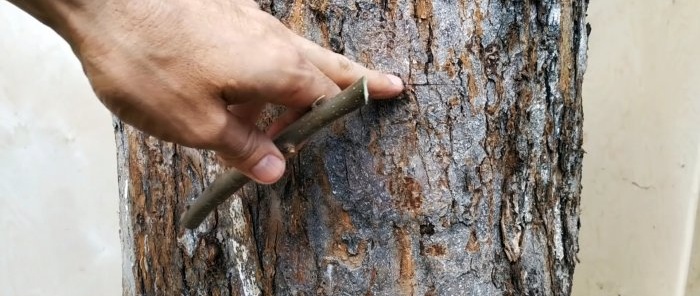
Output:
[6, 0, 404, 184]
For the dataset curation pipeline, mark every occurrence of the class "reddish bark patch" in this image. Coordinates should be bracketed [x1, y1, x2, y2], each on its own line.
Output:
[466, 230, 480, 253]
[329, 210, 367, 267]
[415, 0, 433, 20]
[395, 227, 416, 295]
[364, 267, 378, 296]
[389, 176, 423, 214]
[473, 0, 484, 38]
[287, 0, 306, 34]
[386, 0, 399, 20]
[423, 244, 447, 257]
[443, 49, 458, 79]
[559, 0, 574, 102]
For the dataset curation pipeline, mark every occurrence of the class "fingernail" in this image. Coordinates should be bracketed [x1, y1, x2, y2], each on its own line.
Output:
[251, 155, 285, 184]
[386, 74, 404, 86]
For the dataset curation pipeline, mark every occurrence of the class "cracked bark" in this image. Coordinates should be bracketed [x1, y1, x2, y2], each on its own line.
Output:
[116, 0, 588, 295]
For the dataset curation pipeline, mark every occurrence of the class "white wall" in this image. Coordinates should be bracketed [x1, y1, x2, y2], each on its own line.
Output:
[573, 1, 700, 296]
[0, 2, 120, 296]
[2, 1, 700, 296]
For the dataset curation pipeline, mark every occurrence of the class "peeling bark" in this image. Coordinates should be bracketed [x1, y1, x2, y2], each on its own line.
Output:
[117, 0, 588, 295]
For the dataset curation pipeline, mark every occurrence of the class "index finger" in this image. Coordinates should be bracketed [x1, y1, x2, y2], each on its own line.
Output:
[290, 34, 404, 99]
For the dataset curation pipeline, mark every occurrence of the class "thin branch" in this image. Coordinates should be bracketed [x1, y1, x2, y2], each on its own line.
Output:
[180, 77, 369, 229]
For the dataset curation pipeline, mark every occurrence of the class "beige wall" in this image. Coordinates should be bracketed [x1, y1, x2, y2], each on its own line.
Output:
[573, 1, 700, 296]
[1, 1, 699, 295]
[0, 2, 121, 296]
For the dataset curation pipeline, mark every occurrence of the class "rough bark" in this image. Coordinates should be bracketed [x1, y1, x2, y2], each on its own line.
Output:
[116, 0, 588, 295]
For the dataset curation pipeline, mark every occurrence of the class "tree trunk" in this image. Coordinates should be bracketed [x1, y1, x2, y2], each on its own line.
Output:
[116, 1, 588, 295]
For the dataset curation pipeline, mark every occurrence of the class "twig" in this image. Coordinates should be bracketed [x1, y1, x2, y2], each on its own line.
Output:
[180, 77, 369, 229]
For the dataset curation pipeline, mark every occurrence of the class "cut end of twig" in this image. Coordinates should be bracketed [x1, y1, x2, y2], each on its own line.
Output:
[280, 142, 297, 156]
[312, 95, 326, 109]
[361, 77, 369, 104]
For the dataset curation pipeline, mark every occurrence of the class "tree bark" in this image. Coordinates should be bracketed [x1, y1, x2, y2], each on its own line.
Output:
[116, 1, 588, 295]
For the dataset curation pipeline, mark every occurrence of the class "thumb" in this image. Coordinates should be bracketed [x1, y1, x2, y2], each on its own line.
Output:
[213, 112, 285, 184]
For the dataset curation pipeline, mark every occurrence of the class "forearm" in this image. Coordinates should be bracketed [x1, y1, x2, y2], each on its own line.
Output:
[6, 0, 94, 43]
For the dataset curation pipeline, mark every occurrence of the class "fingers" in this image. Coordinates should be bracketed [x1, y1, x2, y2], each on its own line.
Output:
[265, 57, 343, 109]
[221, 53, 342, 110]
[290, 34, 404, 99]
[202, 107, 285, 184]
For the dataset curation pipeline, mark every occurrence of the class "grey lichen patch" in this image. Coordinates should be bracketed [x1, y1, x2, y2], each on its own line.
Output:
[176, 229, 198, 258]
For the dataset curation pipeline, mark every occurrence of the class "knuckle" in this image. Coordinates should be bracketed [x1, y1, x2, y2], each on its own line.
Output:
[268, 45, 302, 65]
[280, 56, 316, 97]
[224, 128, 260, 164]
[187, 112, 261, 165]
[284, 72, 314, 99]
[184, 113, 229, 149]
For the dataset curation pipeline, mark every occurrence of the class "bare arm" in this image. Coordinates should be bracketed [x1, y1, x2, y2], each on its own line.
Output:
[6, 0, 404, 183]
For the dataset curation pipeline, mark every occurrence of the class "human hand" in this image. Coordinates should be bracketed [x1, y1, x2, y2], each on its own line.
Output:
[52, 0, 403, 184]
